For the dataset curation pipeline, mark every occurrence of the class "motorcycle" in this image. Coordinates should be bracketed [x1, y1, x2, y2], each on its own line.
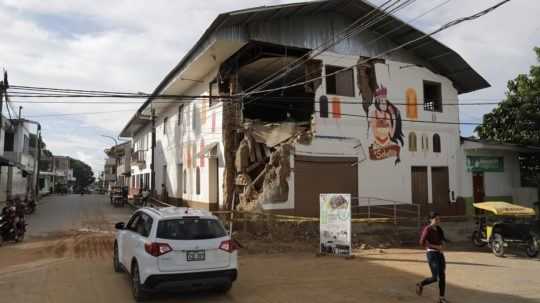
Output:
[0, 204, 27, 245]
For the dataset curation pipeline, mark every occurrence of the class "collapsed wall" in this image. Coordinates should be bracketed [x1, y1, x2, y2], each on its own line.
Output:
[235, 121, 312, 212]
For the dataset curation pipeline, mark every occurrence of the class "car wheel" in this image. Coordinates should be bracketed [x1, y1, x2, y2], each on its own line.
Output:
[491, 233, 505, 257]
[526, 237, 539, 258]
[131, 262, 149, 302]
[113, 242, 123, 273]
[472, 231, 487, 247]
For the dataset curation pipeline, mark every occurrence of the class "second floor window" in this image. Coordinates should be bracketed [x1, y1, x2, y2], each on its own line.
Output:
[423, 81, 442, 112]
[209, 79, 219, 107]
[177, 105, 183, 126]
[325, 65, 354, 97]
[163, 117, 168, 135]
[408, 132, 417, 152]
[4, 132, 14, 152]
[433, 134, 441, 153]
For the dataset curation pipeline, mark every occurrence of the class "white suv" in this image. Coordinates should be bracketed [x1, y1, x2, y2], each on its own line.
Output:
[113, 207, 238, 301]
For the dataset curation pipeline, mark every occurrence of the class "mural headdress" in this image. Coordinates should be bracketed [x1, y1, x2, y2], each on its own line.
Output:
[375, 86, 387, 98]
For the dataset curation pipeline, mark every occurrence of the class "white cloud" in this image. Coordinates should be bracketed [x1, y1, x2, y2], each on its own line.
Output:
[1, 0, 539, 171]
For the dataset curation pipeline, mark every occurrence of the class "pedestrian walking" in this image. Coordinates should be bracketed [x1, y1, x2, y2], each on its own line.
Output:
[416, 211, 450, 303]
[142, 187, 150, 207]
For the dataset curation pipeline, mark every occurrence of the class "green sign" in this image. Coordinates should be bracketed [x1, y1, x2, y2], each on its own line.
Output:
[466, 156, 504, 172]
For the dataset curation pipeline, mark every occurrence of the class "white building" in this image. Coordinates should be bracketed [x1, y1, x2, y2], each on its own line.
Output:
[0, 119, 39, 201]
[119, 0, 537, 216]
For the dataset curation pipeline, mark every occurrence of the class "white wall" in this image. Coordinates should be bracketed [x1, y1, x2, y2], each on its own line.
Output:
[265, 53, 461, 210]
[459, 148, 526, 199]
[153, 66, 225, 206]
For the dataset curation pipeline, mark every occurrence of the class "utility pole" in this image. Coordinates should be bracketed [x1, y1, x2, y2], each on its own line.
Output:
[0, 72, 6, 200]
[18, 106, 22, 120]
[150, 108, 156, 195]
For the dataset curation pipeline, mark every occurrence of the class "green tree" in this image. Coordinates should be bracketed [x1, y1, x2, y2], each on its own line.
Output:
[70, 158, 95, 189]
[475, 47, 540, 190]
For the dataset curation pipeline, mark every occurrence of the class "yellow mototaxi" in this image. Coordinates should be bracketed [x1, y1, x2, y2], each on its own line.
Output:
[472, 202, 539, 257]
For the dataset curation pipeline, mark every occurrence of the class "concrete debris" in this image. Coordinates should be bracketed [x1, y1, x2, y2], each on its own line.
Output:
[257, 143, 292, 205]
[235, 120, 312, 211]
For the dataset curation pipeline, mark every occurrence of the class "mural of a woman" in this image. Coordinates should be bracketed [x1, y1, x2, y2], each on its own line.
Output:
[368, 86, 404, 164]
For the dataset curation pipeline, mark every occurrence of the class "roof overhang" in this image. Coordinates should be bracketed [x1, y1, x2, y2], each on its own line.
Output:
[119, 0, 491, 138]
[462, 137, 540, 153]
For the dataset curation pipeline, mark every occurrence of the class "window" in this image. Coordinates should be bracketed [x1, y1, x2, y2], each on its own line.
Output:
[192, 104, 197, 130]
[325, 65, 354, 97]
[423, 81, 442, 112]
[23, 135, 30, 153]
[157, 218, 226, 240]
[144, 173, 150, 189]
[433, 134, 441, 153]
[408, 132, 417, 152]
[163, 117, 168, 134]
[196, 167, 200, 195]
[136, 213, 153, 237]
[177, 105, 183, 126]
[127, 213, 142, 231]
[209, 80, 219, 107]
[421, 134, 429, 151]
[183, 169, 187, 194]
[4, 132, 14, 152]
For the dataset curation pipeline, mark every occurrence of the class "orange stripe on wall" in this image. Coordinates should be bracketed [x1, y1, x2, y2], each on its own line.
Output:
[331, 96, 341, 118]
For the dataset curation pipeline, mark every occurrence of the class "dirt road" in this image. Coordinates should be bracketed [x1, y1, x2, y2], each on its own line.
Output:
[1, 195, 539, 302]
[1, 233, 539, 303]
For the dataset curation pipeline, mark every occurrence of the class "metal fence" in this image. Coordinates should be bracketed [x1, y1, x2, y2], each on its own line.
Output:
[352, 196, 422, 227]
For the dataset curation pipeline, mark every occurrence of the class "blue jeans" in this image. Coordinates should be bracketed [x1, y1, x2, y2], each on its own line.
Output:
[421, 251, 446, 297]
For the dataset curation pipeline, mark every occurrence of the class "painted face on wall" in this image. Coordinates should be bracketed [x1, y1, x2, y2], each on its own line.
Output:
[367, 86, 404, 165]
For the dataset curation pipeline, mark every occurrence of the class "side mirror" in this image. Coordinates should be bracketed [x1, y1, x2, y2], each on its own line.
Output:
[115, 222, 125, 230]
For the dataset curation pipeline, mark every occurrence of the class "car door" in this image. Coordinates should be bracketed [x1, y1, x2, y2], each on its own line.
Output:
[131, 213, 154, 260]
[122, 212, 142, 269]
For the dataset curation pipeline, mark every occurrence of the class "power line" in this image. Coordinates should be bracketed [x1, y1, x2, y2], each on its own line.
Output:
[244, 0, 416, 96]
[242, 0, 512, 97]
[240, 0, 453, 106]
[254, 102, 482, 126]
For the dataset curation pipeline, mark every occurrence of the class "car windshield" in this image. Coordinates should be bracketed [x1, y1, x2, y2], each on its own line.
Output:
[157, 218, 227, 240]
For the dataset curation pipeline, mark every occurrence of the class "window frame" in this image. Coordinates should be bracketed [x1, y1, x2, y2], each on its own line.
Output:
[408, 132, 417, 152]
[177, 104, 184, 126]
[423, 81, 442, 112]
[433, 134, 441, 153]
[209, 79, 219, 107]
[325, 65, 355, 97]
[163, 117, 168, 135]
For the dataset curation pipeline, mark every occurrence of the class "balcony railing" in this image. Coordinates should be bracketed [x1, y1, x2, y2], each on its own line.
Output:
[131, 150, 146, 166]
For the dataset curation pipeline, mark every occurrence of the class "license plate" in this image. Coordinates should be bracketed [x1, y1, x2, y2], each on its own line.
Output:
[186, 250, 205, 261]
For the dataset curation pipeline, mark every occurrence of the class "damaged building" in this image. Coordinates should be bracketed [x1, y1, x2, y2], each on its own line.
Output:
[119, 0, 513, 217]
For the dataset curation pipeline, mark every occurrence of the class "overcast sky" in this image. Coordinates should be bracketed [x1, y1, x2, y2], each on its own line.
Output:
[1, 0, 539, 173]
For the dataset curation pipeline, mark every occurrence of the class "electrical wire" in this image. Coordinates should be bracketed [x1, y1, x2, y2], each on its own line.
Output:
[244, 0, 416, 96]
[242, 0, 512, 97]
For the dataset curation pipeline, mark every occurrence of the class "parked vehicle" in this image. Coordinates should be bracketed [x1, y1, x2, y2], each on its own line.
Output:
[113, 207, 238, 301]
[472, 201, 539, 258]
[0, 204, 27, 245]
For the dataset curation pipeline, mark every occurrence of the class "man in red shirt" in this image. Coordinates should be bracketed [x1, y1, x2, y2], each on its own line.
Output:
[416, 212, 449, 303]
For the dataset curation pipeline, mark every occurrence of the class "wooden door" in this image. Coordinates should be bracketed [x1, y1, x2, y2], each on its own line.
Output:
[411, 167, 428, 204]
[473, 173, 485, 202]
[295, 156, 358, 217]
[432, 167, 450, 204]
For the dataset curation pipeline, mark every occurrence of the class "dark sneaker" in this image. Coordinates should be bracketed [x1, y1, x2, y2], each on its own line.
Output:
[415, 283, 423, 296]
